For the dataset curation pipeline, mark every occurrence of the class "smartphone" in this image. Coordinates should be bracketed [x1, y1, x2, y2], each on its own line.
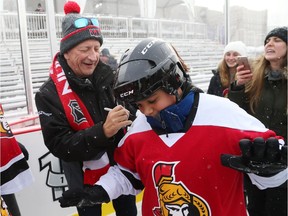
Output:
[237, 56, 251, 71]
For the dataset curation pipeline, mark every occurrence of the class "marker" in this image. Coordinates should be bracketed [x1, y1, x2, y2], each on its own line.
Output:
[104, 107, 134, 117]
[104, 107, 113, 112]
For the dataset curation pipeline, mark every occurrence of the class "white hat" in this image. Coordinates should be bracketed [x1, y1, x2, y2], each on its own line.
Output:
[223, 41, 247, 56]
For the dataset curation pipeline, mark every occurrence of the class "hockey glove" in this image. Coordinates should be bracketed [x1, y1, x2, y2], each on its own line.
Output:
[59, 185, 110, 208]
[221, 137, 287, 175]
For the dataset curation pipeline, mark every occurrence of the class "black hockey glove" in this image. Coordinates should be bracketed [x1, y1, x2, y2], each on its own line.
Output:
[221, 137, 287, 176]
[59, 185, 110, 208]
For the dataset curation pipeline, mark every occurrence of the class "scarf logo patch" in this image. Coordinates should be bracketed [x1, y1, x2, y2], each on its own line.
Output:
[68, 100, 88, 125]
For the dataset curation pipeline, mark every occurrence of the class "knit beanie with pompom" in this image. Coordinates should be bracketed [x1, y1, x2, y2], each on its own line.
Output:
[60, 1, 103, 54]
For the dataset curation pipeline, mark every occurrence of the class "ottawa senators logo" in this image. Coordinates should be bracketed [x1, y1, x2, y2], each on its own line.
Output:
[152, 162, 211, 216]
[0, 105, 12, 136]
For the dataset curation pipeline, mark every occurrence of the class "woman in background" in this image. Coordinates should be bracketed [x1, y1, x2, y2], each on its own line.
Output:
[208, 41, 247, 97]
[228, 26, 287, 216]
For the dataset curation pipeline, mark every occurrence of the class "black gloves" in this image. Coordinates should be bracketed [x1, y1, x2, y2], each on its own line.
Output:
[59, 185, 110, 208]
[221, 137, 287, 176]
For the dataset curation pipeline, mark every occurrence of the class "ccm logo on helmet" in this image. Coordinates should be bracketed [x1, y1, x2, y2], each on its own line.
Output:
[120, 89, 134, 98]
[141, 40, 156, 55]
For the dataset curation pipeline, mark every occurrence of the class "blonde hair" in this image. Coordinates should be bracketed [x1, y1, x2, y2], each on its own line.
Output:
[218, 59, 233, 88]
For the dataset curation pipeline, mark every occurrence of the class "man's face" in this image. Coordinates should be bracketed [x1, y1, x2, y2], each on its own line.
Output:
[64, 39, 101, 78]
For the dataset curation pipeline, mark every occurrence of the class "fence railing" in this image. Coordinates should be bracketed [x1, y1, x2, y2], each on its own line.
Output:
[0, 11, 208, 41]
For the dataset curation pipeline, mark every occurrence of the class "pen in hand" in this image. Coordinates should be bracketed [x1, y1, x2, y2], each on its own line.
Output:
[104, 107, 113, 112]
[104, 107, 134, 117]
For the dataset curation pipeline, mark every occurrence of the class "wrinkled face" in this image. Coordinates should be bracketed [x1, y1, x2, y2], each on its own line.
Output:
[64, 39, 101, 77]
[135, 89, 177, 117]
[264, 36, 287, 63]
[224, 51, 241, 68]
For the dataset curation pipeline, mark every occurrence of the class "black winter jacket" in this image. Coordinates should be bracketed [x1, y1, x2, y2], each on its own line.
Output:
[35, 54, 124, 162]
[207, 69, 225, 96]
[229, 72, 287, 143]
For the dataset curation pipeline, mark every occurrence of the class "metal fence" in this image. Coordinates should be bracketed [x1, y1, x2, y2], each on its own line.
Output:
[0, 11, 214, 118]
[0, 12, 208, 42]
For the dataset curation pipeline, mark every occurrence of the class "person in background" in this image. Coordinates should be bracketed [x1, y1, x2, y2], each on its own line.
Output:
[228, 26, 287, 216]
[35, 3, 44, 12]
[207, 41, 247, 97]
[0, 104, 34, 216]
[100, 48, 118, 71]
[34, 1, 136, 216]
[58, 38, 287, 216]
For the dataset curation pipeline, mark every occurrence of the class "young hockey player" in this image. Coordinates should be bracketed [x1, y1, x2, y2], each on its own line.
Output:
[59, 38, 287, 216]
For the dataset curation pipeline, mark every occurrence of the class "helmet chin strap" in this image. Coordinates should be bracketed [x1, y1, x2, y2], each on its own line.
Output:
[173, 88, 183, 103]
[174, 91, 181, 103]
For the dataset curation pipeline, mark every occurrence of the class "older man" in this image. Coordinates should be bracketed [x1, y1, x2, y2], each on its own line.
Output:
[35, 1, 136, 216]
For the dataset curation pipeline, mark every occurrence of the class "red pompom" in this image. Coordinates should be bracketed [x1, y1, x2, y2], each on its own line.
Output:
[64, 1, 81, 14]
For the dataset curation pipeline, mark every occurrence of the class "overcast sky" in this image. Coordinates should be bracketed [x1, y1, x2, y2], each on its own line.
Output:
[194, 0, 287, 26]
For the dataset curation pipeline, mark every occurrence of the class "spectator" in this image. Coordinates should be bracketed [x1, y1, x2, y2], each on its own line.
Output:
[58, 38, 287, 216]
[100, 48, 118, 71]
[35, 3, 44, 12]
[207, 41, 247, 97]
[34, 1, 136, 216]
[0, 104, 34, 216]
[228, 26, 287, 216]
[34, 3, 45, 30]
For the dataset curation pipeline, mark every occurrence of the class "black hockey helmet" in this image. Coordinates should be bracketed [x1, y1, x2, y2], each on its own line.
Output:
[113, 38, 188, 105]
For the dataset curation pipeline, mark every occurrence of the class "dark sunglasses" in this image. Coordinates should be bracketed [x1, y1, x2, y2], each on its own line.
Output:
[74, 18, 99, 28]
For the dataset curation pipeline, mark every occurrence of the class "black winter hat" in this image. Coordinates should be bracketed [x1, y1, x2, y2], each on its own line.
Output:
[60, 1, 103, 54]
[264, 26, 287, 45]
[101, 48, 110, 57]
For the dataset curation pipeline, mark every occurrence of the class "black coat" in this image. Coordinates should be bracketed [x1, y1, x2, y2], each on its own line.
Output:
[35, 54, 124, 163]
[207, 69, 225, 96]
[229, 73, 287, 143]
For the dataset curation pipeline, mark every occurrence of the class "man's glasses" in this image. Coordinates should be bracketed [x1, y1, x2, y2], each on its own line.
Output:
[74, 18, 100, 29]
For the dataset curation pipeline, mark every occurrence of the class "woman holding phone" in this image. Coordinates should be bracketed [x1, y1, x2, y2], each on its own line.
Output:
[228, 26, 287, 216]
[207, 41, 247, 97]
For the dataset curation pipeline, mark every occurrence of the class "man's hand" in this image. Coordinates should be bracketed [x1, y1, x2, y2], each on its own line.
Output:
[221, 137, 287, 175]
[103, 105, 132, 138]
[59, 185, 110, 208]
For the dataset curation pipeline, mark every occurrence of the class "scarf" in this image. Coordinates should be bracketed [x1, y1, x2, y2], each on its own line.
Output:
[147, 91, 194, 133]
[50, 54, 94, 130]
[50, 54, 109, 185]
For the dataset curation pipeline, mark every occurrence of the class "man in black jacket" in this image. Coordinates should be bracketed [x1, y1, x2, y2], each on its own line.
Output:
[100, 48, 118, 71]
[35, 1, 136, 215]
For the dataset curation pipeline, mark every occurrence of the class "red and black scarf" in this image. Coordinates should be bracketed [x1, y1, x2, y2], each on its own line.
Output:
[50, 54, 110, 185]
[50, 54, 94, 130]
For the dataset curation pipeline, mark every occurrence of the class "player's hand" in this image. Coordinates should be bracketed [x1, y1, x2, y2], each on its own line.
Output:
[59, 185, 110, 208]
[221, 137, 287, 175]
